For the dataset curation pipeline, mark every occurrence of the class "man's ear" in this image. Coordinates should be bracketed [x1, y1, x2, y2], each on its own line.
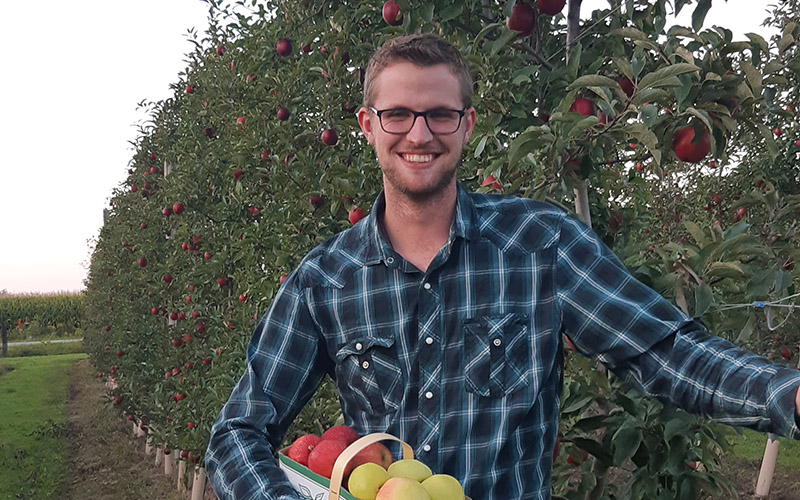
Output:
[357, 106, 375, 145]
[463, 107, 476, 143]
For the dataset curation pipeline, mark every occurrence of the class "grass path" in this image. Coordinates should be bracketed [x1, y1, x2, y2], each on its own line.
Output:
[0, 353, 84, 500]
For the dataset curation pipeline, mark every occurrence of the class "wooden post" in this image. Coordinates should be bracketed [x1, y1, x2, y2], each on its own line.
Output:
[155, 446, 163, 466]
[755, 434, 780, 497]
[1, 323, 7, 358]
[191, 467, 207, 500]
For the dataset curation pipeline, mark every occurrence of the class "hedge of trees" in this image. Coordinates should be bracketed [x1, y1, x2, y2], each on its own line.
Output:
[83, 0, 800, 498]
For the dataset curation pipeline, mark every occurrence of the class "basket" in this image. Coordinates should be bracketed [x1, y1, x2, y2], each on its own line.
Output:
[278, 432, 413, 500]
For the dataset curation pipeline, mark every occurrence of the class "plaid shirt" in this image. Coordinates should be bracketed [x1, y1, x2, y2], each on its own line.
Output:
[206, 185, 800, 500]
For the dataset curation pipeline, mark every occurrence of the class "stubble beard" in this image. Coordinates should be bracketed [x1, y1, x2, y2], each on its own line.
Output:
[382, 157, 461, 204]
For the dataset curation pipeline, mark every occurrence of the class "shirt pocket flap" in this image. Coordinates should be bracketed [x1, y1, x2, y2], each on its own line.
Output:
[335, 336, 395, 362]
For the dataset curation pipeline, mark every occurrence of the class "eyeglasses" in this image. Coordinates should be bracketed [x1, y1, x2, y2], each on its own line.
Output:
[369, 106, 467, 135]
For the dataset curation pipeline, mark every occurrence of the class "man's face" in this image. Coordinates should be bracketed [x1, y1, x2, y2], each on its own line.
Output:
[357, 62, 475, 203]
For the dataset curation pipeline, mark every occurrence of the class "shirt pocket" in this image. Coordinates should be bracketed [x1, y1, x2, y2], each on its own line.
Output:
[335, 336, 403, 416]
[464, 313, 531, 397]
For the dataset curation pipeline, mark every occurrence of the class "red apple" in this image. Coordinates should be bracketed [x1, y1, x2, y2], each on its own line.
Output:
[569, 98, 595, 117]
[382, 0, 402, 26]
[163, 273, 172, 283]
[151, 307, 159, 315]
[321, 425, 360, 446]
[176, 393, 186, 401]
[277, 106, 290, 121]
[506, 2, 535, 36]
[276, 38, 292, 56]
[773, 127, 782, 136]
[234, 168, 243, 180]
[185, 84, 194, 94]
[239, 294, 247, 302]
[321, 128, 338, 146]
[481, 175, 502, 191]
[216, 45, 224, 56]
[236, 116, 246, 128]
[196, 322, 206, 333]
[280, 274, 288, 285]
[114, 396, 123, 404]
[131, 185, 138, 192]
[288, 434, 324, 466]
[138, 258, 147, 267]
[308, 440, 350, 479]
[172, 338, 183, 347]
[672, 126, 710, 163]
[351, 441, 394, 469]
[781, 348, 792, 360]
[217, 277, 227, 287]
[348, 207, 368, 225]
[162, 207, 172, 217]
[618, 76, 634, 98]
[537, 0, 566, 15]
[116, 349, 124, 358]
[309, 194, 324, 210]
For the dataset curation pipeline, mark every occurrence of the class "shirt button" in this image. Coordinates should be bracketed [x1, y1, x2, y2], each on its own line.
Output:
[425, 337, 433, 345]
[493, 338, 502, 347]
[423, 444, 431, 452]
[425, 391, 433, 399]
[362, 361, 370, 369]
[386, 257, 394, 264]
[355, 342, 363, 351]
[423, 283, 431, 290]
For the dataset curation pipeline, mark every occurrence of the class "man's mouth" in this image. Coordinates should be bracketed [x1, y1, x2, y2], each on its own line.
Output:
[401, 153, 436, 163]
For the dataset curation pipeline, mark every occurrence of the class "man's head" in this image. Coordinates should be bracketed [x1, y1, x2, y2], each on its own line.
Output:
[363, 33, 473, 109]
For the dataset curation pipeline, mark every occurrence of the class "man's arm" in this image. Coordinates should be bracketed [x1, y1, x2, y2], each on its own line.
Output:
[796, 386, 800, 420]
[205, 276, 328, 500]
[555, 214, 800, 439]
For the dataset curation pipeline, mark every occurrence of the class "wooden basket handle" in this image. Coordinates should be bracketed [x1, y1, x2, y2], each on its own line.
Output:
[329, 433, 413, 500]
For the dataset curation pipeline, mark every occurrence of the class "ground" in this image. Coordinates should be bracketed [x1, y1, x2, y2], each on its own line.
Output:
[60, 358, 800, 499]
[60, 359, 213, 500]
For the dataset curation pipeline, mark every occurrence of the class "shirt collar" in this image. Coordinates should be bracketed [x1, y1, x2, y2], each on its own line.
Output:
[358, 183, 481, 267]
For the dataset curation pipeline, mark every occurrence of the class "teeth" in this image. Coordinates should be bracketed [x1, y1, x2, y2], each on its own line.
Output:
[403, 154, 434, 163]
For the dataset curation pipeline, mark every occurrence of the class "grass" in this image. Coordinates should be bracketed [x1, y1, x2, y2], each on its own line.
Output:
[4, 339, 84, 358]
[728, 427, 800, 468]
[0, 353, 86, 500]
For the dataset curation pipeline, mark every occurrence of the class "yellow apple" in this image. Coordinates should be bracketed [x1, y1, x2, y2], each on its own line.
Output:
[421, 474, 465, 500]
[348, 463, 390, 500]
[387, 459, 432, 482]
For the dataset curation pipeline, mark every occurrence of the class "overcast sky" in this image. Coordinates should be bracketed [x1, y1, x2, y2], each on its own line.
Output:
[0, 0, 777, 294]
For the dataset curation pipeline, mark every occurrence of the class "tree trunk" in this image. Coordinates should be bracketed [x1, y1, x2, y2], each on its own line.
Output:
[1, 323, 7, 358]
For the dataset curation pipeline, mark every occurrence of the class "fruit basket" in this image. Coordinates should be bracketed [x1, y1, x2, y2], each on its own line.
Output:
[279, 432, 413, 500]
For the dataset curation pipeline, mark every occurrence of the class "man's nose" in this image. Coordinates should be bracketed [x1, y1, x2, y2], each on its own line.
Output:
[405, 114, 433, 143]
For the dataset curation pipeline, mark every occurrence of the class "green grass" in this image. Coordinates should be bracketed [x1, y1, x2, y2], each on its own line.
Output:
[727, 427, 800, 468]
[4, 340, 84, 358]
[0, 353, 86, 500]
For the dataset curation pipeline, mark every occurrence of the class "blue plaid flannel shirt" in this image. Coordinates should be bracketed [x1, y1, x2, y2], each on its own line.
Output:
[206, 184, 800, 500]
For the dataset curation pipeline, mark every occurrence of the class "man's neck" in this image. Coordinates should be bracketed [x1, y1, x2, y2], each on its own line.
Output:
[381, 184, 457, 272]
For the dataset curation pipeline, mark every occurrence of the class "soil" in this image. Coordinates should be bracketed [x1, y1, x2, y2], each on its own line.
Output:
[60, 359, 213, 500]
[58, 358, 800, 500]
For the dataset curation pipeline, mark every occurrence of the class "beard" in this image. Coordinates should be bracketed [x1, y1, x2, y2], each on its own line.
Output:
[381, 157, 461, 203]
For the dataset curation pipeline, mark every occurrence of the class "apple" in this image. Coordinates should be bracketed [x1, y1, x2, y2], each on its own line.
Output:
[169, 312, 178, 321]
[321, 128, 339, 146]
[506, 2, 535, 36]
[131, 185, 138, 193]
[138, 258, 147, 267]
[421, 474, 466, 500]
[246, 73, 256, 83]
[239, 294, 247, 302]
[185, 84, 194, 94]
[537, 0, 566, 15]
[151, 307, 159, 315]
[796, 139, 800, 147]
[285, 154, 294, 166]
[376, 477, 430, 500]
[280, 274, 288, 285]
[261, 148, 271, 159]
[216, 45, 224, 56]
[276, 38, 292, 56]
[236, 116, 246, 128]
[569, 98, 595, 116]
[163, 273, 172, 283]
[349, 463, 390, 500]
[277, 106, 291, 121]
[321, 425, 360, 445]
[172, 338, 182, 347]
[162, 207, 172, 217]
[192, 310, 199, 319]
[234, 168, 243, 180]
[116, 349, 124, 358]
[349, 207, 368, 225]
[302, 43, 312, 53]
[672, 126, 710, 162]
[635, 162, 643, 172]
[307, 439, 349, 479]
[287, 434, 323, 466]
[140, 222, 147, 229]
[773, 127, 782, 136]
[149, 153, 156, 161]
[481, 175, 502, 191]
[738, 208, 746, 217]
[351, 441, 394, 470]
[217, 277, 227, 287]
[175, 393, 186, 401]
[177, 312, 186, 320]
[309, 194, 324, 210]
[618, 76, 634, 98]
[781, 348, 792, 360]
[196, 322, 206, 333]
[387, 459, 432, 482]
[382, 0, 402, 26]
[114, 396, 123, 404]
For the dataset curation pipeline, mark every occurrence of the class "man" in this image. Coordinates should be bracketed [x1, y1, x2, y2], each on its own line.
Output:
[206, 33, 800, 500]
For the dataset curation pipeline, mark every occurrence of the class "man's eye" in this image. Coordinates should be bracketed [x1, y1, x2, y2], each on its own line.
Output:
[429, 110, 457, 121]
[383, 110, 411, 120]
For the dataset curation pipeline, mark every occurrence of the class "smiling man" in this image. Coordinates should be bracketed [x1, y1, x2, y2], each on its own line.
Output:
[206, 34, 800, 500]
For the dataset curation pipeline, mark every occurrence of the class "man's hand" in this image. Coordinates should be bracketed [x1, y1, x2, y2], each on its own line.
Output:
[796, 386, 800, 417]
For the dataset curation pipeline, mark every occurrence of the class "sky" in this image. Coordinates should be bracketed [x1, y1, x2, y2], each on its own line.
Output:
[0, 0, 778, 294]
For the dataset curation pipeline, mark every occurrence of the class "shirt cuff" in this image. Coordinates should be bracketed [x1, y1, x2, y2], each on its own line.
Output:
[766, 368, 800, 440]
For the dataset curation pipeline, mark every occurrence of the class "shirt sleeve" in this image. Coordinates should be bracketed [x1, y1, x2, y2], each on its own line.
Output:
[555, 213, 800, 440]
[205, 274, 330, 499]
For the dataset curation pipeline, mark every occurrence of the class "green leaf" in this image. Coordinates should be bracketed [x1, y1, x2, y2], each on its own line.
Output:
[610, 27, 648, 41]
[568, 74, 618, 90]
[573, 438, 613, 465]
[625, 123, 661, 164]
[691, 0, 712, 32]
[707, 262, 746, 280]
[438, 3, 463, 22]
[489, 29, 519, 56]
[693, 282, 713, 317]
[736, 315, 755, 343]
[638, 64, 699, 92]
[683, 221, 706, 247]
[613, 424, 642, 465]
[741, 60, 763, 97]
[639, 104, 658, 128]
[473, 134, 489, 158]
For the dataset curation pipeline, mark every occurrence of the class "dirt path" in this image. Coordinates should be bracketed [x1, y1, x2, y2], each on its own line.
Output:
[60, 359, 186, 500]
